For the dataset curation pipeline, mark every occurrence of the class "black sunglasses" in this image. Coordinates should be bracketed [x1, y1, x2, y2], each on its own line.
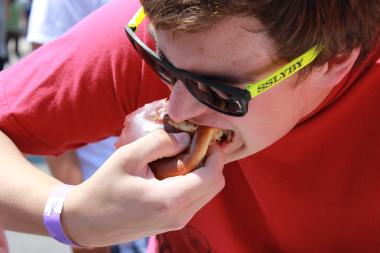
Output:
[125, 7, 320, 117]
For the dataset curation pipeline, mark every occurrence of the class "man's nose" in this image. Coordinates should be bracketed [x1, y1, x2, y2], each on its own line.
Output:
[167, 81, 207, 122]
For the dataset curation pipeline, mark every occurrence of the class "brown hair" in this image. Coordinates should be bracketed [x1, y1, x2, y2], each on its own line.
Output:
[141, 0, 380, 67]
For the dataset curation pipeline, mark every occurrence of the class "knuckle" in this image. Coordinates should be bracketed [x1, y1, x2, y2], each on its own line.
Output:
[151, 196, 177, 217]
[118, 145, 140, 167]
[149, 195, 188, 229]
[152, 129, 171, 146]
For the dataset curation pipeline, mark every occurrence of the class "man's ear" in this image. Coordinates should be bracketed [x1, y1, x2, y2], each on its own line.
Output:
[310, 48, 361, 88]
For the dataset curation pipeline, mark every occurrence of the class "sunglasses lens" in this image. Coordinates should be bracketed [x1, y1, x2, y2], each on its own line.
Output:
[184, 79, 246, 116]
[155, 64, 176, 84]
[130, 37, 176, 85]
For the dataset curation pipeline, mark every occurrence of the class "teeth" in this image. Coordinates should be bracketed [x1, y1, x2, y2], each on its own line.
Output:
[215, 130, 234, 145]
[168, 119, 198, 132]
[214, 129, 224, 141]
[225, 130, 233, 143]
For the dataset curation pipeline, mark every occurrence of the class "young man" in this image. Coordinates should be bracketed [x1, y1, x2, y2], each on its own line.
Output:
[0, 0, 379, 252]
[0, 1, 225, 251]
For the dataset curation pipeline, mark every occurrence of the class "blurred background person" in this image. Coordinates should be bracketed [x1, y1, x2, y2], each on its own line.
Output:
[6, 0, 25, 59]
[27, 1, 147, 253]
[0, 0, 8, 70]
[19, 0, 32, 29]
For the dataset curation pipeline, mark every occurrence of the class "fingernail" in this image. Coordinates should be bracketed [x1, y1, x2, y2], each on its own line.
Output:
[172, 132, 190, 145]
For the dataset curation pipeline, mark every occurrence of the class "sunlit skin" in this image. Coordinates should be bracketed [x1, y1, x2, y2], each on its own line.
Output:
[155, 16, 358, 163]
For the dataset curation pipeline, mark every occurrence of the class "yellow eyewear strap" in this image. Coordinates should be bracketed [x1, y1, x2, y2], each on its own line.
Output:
[246, 46, 320, 97]
[128, 7, 146, 31]
[128, 7, 321, 99]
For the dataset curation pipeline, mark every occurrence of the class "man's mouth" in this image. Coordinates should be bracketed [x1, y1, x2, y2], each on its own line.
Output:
[164, 115, 235, 147]
[214, 129, 235, 147]
[144, 100, 236, 147]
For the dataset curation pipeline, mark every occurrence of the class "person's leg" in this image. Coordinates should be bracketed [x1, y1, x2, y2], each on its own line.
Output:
[6, 32, 20, 58]
[0, 58, 6, 71]
[111, 245, 120, 253]
[14, 34, 20, 57]
[0, 47, 7, 70]
[5, 32, 11, 61]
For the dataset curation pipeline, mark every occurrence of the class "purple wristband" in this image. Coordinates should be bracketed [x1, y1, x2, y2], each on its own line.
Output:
[43, 184, 80, 246]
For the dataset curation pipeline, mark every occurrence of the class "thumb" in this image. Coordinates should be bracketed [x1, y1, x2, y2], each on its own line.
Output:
[124, 129, 190, 166]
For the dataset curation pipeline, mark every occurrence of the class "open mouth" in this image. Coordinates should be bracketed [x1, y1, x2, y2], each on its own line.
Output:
[215, 129, 234, 146]
[144, 100, 235, 147]
[144, 104, 235, 148]
[164, 115, 235, 147]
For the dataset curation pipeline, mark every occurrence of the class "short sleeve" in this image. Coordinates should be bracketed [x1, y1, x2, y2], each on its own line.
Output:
[0, 0, 151, 155]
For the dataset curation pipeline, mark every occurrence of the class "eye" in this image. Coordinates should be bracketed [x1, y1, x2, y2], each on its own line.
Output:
[196, 82, 209, 93]
[211, 87, 230, 99]
[197, 82, 234, 102]
[205, 84, 230, 100]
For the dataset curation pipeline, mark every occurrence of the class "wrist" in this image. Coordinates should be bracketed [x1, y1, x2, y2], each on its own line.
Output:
[43, 184, 81, 247]
[59, 183, 93, 247]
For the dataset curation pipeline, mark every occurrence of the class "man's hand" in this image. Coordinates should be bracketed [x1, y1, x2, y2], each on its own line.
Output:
[62, 129, 225, 247]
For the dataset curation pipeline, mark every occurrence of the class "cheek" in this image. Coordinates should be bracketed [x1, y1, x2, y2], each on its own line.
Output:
[249, 77, 301, 117]
[236, 82, 302, 151]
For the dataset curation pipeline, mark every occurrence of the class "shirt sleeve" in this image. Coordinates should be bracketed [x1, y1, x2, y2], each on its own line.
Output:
[0, 0, 150, 155]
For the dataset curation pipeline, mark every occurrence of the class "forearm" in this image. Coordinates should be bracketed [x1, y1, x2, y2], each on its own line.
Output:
[0, 131, 61, 235]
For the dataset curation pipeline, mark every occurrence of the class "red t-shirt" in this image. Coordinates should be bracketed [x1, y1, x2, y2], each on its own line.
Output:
[161, 46, 380, 253]
[1, 0, 380, 252]
[0, 0, 168, 155]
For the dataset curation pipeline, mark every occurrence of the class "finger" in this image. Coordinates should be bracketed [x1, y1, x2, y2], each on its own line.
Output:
[124, 129, 190, 165]
[137, 146, 225, 233]
[204, 144, 225, 174]
[153, 144, 225, 204]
